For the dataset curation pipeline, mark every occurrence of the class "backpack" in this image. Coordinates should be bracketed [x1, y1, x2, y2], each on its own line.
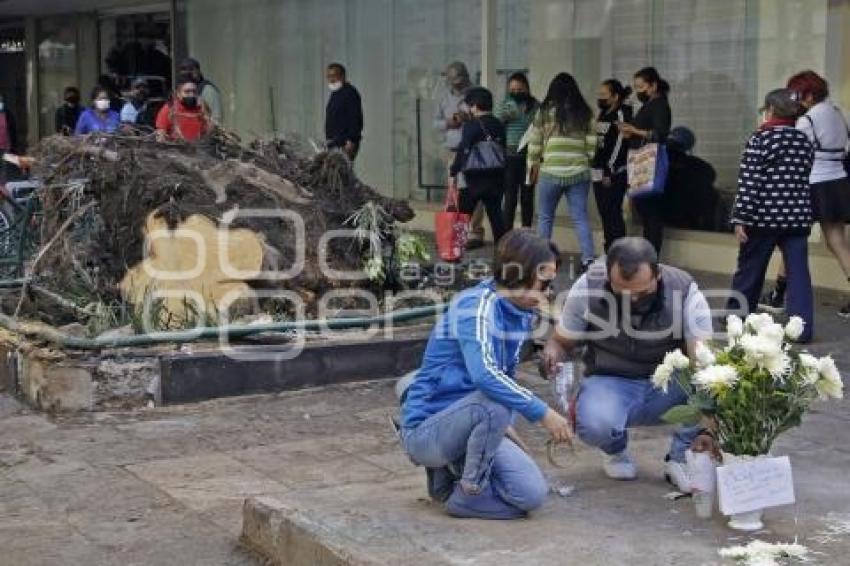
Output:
[803, 106, 850, 177]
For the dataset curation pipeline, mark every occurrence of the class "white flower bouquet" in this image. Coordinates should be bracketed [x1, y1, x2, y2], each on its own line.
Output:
[652, 313, 843, 456]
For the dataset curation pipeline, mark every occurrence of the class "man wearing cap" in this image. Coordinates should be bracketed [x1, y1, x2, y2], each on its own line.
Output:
[178, 57, 223, 123]
[434, 62, 486, 248]
[120, 79, 151, 126]
[727, 88, 815, 342]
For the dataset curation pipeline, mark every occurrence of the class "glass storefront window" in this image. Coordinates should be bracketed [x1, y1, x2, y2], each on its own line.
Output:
[393, 0, 482, 200]
[182, 0, 835, 233]
[37, 18, 77, 137]
[100, 11, 173, 99]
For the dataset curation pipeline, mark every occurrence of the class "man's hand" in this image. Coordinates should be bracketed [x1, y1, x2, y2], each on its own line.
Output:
[541, 408, 573, 444]
[541, 338, 567, 380]
[691, 432, 721, 460]
[734, 224, 748, 244]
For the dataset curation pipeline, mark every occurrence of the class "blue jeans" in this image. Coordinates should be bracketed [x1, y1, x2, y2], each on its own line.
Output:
[401, 391, 548, 519]
[537, 177, 595, 263]
[728, 232, 814, 342]
[575, 375, 699, 463]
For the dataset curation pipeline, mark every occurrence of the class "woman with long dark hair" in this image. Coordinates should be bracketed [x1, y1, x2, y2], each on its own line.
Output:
[592, 79, 633, 253]
[527, 72, 596, 269]
[496, 72, 538, 230]
[620, 66, 672, 254]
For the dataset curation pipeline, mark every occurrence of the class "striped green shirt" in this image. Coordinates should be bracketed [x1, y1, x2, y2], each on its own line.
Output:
[495, 98, 537, 151]
[526, 107, 596, 185]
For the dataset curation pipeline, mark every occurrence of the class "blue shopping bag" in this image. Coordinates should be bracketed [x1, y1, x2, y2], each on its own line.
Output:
[626, 143, 668, 199]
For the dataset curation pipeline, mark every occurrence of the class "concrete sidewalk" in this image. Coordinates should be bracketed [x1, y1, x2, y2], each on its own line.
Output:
[2, 374, 849, 565]
[1, 271, 848, 565]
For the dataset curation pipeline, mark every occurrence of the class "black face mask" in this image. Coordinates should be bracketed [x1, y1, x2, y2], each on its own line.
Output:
[636, 91, 650, 104]
[511, 92, 531, 104]
[597, 99, 610, 111]
[66, 97, 80, 106]
[606, 282, 661, 317]
[181, 96, 198, 109]
[629, 292, 659, 315]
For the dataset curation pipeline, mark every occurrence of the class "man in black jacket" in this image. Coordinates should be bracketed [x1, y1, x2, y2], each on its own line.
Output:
[325, 63, 363, 161]
[55, 87, 82, 136]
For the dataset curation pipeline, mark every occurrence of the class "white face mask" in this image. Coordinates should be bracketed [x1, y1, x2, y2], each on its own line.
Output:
[0, 102, 4, 112]
[328, 81, 343, 92]
[95, 99, 110, 111]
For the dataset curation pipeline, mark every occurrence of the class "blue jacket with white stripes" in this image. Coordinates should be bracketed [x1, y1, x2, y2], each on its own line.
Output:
[401, 279, 548, 429]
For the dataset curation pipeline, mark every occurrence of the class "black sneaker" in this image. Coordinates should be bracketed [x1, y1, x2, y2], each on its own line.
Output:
[839, 302, 850, 319]
[758, 285, 785, 314]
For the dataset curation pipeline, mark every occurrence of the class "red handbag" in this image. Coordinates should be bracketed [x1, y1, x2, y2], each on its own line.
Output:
[434, 181, 470, 262]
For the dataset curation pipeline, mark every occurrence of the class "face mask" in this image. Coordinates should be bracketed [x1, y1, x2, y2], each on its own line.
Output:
[511, 92, 530, 103]
[66, 97, 80, 106]
[95, 99, 110, 111]
[0, 102, 4, 112]
[181, 96, 198, 108]
[328, 82, 343, 92]
[629, 292, 659, 315]
[597, 99, 609, 111]
[636, 91, 650, 104]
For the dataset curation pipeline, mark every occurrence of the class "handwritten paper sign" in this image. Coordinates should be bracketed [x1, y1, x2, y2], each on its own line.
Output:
[717, 456, 795, 516]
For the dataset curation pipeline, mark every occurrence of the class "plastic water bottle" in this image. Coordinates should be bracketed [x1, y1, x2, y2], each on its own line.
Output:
[686, 449, 717, 519]
[552, 362, 573, 414]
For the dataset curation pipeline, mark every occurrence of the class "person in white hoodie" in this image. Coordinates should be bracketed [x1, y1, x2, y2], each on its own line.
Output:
[760, 70, 850, 318]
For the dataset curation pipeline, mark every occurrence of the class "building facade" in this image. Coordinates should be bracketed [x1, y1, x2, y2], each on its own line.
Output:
[3, 0, 850, 288]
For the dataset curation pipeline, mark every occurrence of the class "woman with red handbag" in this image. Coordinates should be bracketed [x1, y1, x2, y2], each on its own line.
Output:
[450, 87, 508, 246]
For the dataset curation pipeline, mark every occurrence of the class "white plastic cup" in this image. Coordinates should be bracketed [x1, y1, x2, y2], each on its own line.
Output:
[693, 490, 713, 519]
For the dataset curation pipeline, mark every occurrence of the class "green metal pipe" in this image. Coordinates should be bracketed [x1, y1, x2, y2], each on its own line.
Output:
[0, 278, 30, 289]
[0, 303, 446, 351]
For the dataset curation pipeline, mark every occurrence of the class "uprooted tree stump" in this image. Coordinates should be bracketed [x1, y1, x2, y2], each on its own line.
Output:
[18, 132, 415, 330]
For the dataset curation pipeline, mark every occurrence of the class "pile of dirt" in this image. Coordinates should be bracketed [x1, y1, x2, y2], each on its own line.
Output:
[18, 131, 414, 328]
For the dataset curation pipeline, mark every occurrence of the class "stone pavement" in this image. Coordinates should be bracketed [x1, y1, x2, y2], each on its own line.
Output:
[1, 269, 849, 565]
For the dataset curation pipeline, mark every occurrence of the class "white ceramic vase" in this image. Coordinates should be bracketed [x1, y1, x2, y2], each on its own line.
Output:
[721, 452, 766, 531]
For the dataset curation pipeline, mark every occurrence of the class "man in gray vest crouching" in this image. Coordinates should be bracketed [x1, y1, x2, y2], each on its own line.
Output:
[543, 237, 714, 491]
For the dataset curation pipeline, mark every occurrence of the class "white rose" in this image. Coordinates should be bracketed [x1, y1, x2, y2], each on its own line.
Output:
[740, 334, 784, 369]
[693, 364, 740, 391]
[745, 312, 775, 333]
[798, 353, 820, 385]
[759, 322, 786, 346]
[652, 362, 674, 393]
[816, 356, 844, 400]
[664, 349, 691, 370]
[765, 353, 791, 380]
[726, 315, 744, 342]
[695, 342, 716, 367]
[784, 316, 805, 341]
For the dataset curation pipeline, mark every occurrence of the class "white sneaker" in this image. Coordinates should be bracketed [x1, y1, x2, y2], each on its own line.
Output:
[603, 450, 637, 480]
[664, 459, 691, 493]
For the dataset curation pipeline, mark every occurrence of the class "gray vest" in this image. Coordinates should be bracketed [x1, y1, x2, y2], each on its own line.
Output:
[582, 264, 695, 379]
